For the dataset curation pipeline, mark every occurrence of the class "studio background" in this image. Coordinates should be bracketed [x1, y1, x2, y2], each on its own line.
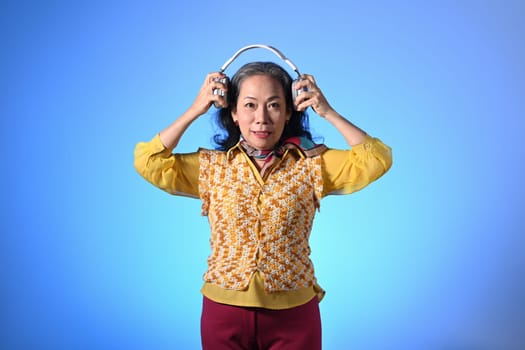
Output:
[1, 1, 524, 349]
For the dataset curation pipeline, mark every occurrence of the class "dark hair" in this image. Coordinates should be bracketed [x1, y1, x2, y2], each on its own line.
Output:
[213, 61, 313, 151]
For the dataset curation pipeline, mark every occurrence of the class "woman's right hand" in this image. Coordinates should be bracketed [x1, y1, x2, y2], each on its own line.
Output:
[188, 72, 229, 117]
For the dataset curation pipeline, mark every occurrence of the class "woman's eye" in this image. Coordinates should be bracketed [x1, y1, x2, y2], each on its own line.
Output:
[245, 103, 255, 109]
[269, 102, 280, 109]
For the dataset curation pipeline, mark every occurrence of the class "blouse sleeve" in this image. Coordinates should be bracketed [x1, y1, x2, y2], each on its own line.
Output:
[321, 135, 392, 197]
[133, 134, 200, 198]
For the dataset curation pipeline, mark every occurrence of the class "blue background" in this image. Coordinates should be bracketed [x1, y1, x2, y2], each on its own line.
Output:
[1, 0, 524, 349]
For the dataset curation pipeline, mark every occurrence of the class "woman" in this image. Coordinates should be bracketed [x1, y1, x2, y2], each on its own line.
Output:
[134, 62, 392, 349]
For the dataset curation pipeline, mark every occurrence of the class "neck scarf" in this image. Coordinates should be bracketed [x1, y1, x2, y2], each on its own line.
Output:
[239, 136, 327, 165]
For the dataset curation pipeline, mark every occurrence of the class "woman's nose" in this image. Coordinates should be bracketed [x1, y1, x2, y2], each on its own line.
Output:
[255, 107, 270, 124]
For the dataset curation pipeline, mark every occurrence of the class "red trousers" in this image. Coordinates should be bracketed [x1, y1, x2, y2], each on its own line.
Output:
[201, 296, 322, 350]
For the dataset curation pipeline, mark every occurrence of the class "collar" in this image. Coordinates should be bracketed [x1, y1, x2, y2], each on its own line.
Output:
[226, 137, 327, 161]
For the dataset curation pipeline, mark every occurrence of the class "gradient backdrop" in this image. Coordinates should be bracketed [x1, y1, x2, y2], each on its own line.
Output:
[1, 1, 524, 349]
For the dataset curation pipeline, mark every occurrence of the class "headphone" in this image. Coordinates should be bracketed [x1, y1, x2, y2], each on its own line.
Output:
[212, 44, 306, 109]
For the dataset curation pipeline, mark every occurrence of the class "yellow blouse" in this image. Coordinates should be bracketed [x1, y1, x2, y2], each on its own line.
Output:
[134, 134, 392, 309]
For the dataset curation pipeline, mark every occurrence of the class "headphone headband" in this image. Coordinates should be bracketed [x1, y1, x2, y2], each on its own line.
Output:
[219, 44, 301, 77]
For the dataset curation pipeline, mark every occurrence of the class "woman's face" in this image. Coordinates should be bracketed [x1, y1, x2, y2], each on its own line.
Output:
[232, 74, 291, 150]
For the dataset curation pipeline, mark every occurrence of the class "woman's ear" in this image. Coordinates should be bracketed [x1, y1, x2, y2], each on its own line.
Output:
[231, 109, 238, 125]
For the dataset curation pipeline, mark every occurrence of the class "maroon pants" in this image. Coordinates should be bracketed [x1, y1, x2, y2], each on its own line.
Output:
[201, 296, 322, 350]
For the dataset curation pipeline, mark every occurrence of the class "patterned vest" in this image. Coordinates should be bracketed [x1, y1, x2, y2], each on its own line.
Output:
[199, 148, 324, 292]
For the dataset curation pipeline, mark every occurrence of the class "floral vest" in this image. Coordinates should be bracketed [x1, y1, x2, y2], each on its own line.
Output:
[199, 148, 324, 292]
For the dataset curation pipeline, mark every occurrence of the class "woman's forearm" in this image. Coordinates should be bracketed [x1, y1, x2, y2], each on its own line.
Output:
[159, 107, 201, 150]
[323, 109, 367, 147]
[159, 72, 229, 150]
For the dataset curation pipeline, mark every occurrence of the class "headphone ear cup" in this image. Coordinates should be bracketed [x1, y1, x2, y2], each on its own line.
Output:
[213, 76, 230, 108]
[291, 79, 307, 111]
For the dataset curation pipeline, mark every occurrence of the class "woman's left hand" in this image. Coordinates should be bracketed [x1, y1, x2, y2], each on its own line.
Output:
[293, 74, 334, 117]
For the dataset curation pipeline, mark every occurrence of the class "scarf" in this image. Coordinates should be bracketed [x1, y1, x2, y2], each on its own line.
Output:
[239, 136, 327, 165]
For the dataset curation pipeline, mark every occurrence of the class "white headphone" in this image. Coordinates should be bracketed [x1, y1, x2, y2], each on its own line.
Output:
[212, 44, 305, 109]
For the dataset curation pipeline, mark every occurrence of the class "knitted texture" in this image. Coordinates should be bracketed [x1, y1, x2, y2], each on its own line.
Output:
[199, 149, 323, 292]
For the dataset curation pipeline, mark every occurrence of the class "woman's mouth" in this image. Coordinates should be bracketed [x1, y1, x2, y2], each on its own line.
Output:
[252, 130, 272, 138]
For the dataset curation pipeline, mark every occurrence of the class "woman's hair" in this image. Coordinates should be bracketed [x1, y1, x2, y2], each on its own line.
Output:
[213, 61, 313, 151]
